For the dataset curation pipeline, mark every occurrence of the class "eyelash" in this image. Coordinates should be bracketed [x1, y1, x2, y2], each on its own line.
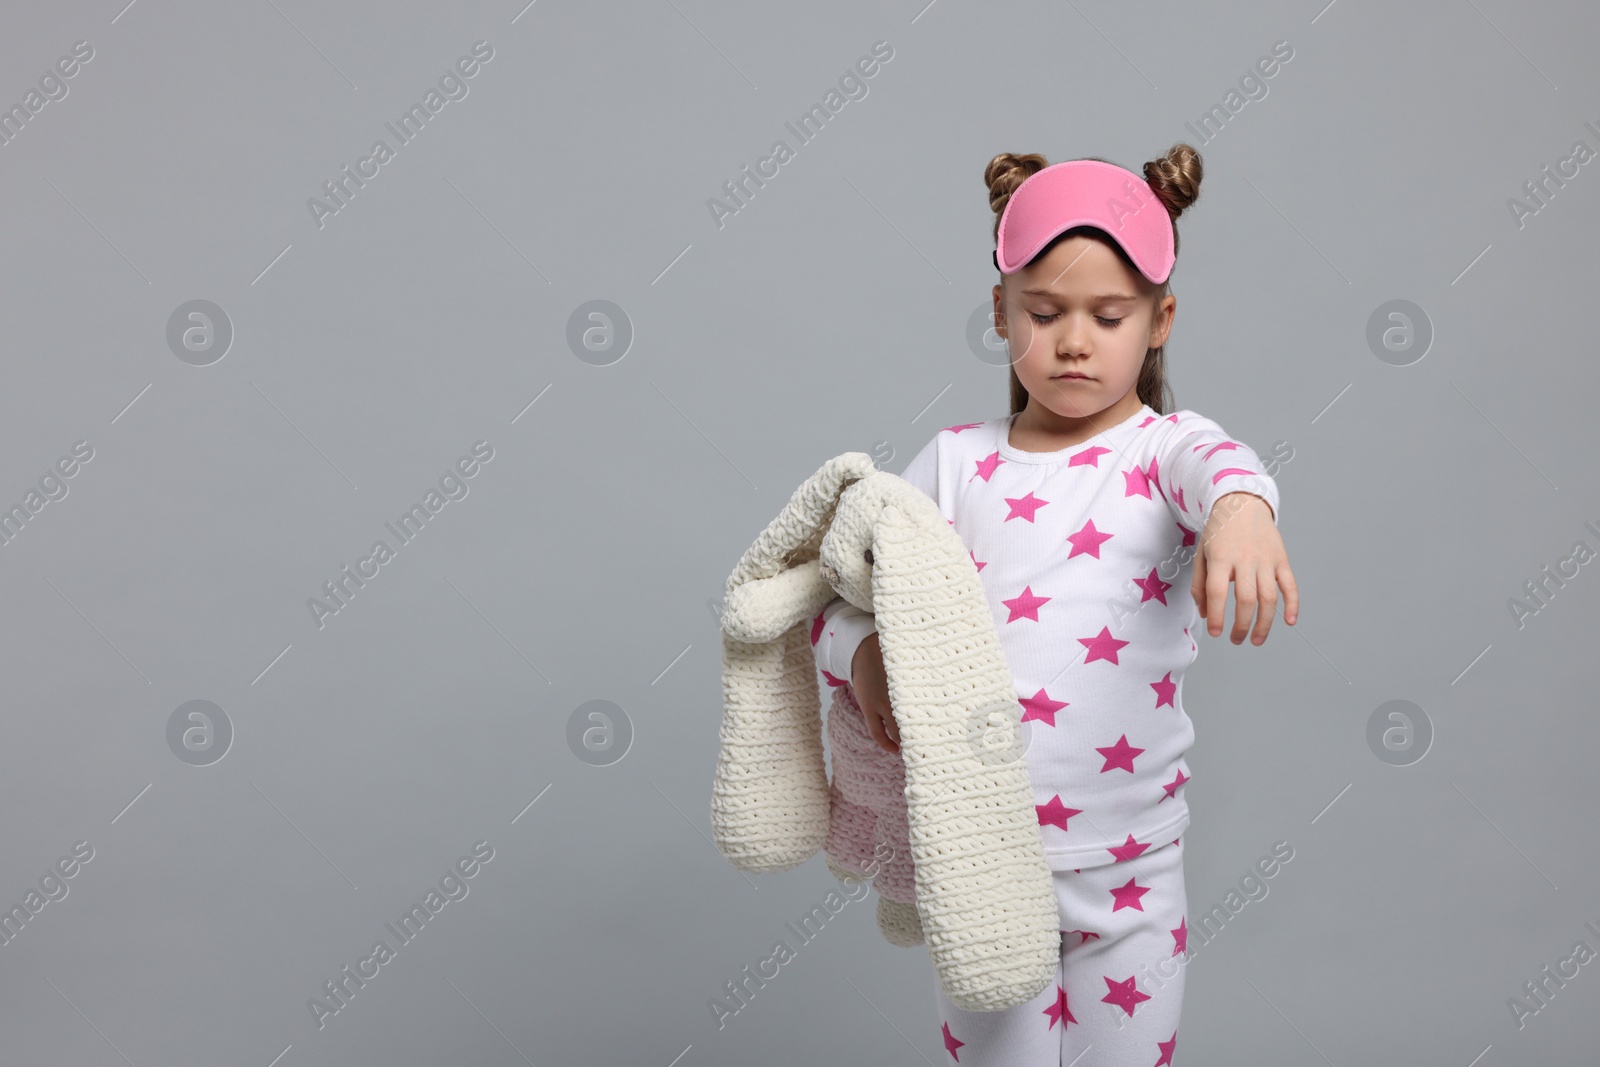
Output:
[1028, 312, 1124, 328]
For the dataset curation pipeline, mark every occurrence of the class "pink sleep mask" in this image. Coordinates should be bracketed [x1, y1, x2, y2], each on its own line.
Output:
[992, 159, 1175, 284]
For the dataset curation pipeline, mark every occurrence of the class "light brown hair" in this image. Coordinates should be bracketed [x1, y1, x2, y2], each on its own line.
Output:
[985, 144, 1203, 416]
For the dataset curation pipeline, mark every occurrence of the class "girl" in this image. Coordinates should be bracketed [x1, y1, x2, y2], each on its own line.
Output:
[811, 144, 1299, 1065]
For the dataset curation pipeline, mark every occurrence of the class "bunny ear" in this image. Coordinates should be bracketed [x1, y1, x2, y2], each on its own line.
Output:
[711, 452, 878, 875]
[869, 479, 1061, 1013]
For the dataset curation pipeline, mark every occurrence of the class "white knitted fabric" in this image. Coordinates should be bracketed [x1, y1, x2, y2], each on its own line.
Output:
[712, 452, 1059, 1012]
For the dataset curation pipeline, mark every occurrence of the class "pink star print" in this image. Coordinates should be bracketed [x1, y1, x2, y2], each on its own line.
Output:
[1036, 795, 1082, 831]
[1148, 453, 1166, 501]
[1100, 974, 1151, 1016]
[1108, 834, 1152, 863]
[1211, 467, 1258, 486]
[942, 422, 985, 435]
[1132, 568, 1172, 606]
[1068, 445, 1113, 468]
[1003, 586, 1051, 623]
[1061, 928, 1101, 945]
[1042, 984, 1076, 1029]
[969, 549, 986, 573]
[1109, 875, 1151, 912]
[941, 1020, 964, 1061]
[1156, 1031, 1178, 1066]
[1122, 463, 1154, 500]
[1150, 671, 1177, 708]
[973, 451, 1003, 483]
[1004, 491, 1049, 522]
[1079, 626, 1129, 665]
[1198, 439, 1241, 460]
[1065, 518, 1113, 559]
[809, 611, 826, 645]
[1171, 916, 1188, 956]
[1096, 734, 1144, 773]
[820, 669, 847, 689]
[1019, 688, 1068, 725]
[1159, 767, 1190, 800]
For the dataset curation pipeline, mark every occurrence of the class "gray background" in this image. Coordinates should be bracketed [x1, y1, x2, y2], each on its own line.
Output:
[0, 0, 1595, 1063]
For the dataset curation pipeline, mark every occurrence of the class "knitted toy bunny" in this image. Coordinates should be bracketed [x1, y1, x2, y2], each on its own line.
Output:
[712, 451, 1059, 1012]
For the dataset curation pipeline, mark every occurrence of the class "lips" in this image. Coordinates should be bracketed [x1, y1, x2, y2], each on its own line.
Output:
[1053, 373, 1091, 380]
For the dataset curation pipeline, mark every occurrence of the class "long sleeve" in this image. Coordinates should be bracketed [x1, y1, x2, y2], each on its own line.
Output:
[808, 431, 943, 686]
[811, 597, 878, 687]
[1152, 410, 1280, 533]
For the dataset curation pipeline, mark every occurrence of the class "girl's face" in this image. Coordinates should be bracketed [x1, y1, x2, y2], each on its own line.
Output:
[994, 234, 1175, 425]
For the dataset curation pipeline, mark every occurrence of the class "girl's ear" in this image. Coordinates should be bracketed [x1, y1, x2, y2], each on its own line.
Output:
[1148, 291, 1176, 347]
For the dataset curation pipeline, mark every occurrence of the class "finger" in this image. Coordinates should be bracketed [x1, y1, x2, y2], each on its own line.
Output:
[872, 704, 899, 753]
[1279, 561, 1300, 625]
[884, 706, 899, 745]
[1206, 560, 1232, 638]
[1251, 564, 1277, 645]
[862, 702, 891, 750]
[1191, 543, 1208, 620]
[1230, 566, 1257, 644]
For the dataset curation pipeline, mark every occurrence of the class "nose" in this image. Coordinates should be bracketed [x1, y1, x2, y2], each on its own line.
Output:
[1055, 314, 1092, 359]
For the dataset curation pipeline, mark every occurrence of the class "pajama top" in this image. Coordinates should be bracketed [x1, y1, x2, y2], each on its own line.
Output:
[812, 404, 1281, 872]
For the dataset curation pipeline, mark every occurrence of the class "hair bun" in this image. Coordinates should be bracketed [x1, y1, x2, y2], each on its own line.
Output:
[1142, 143, 1203, 220]
[983, 152, 1049, 219]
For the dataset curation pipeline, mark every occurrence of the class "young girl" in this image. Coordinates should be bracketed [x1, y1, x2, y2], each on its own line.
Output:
[811, 144, 1299, 1066]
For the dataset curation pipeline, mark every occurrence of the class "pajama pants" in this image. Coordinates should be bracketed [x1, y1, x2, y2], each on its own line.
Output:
[935, 835, 1188, 1067]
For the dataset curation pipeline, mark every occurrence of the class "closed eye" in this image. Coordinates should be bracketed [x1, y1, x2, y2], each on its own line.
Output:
[1028, 312, 1124, 328]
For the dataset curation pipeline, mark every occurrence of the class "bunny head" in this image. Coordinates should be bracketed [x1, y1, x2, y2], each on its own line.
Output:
[814, 469, 894, 614]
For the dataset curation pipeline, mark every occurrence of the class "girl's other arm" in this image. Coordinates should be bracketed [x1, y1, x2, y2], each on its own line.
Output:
[812, 597, 879, 685]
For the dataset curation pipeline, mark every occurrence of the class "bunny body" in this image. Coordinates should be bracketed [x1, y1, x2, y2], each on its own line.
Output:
[714, 452, 1060, 1012]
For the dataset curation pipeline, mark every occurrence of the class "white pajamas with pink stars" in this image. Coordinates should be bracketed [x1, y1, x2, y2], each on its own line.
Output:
[813, 405, 1280, 1066]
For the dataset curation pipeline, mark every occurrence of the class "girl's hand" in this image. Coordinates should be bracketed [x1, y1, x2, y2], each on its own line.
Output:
[1192, 492, 1299, 645]
[851, 632, 900, 753]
